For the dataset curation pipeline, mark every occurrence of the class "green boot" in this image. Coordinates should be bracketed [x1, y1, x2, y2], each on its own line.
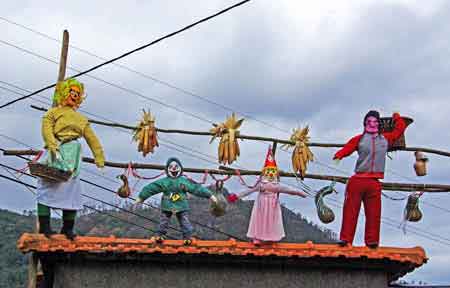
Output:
[60, 219, 76, 240]
[38, 216, 55, 237]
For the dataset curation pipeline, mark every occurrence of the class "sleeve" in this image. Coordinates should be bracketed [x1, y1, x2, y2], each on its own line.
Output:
[278, 184, 308, 197]
[333, 134, 362, 160]
[83, 124, 105, 168]
[236, 184, 260, 199]
[382, 113, 407, 146]
[184, 178, 213, 199]
[41, 109, 58, 152]
[138, 178, 166, 201]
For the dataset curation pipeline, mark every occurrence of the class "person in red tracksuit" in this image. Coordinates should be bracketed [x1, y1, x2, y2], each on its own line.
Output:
[333, 110, 407, 248]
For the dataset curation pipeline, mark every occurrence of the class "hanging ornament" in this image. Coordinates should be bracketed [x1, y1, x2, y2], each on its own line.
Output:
[132, 109, 159, 157]
[282, 126, 314, 179]
[210, 113, 244, 165]
[207, 180, 229, 217]
[315, 182, 337, 224]
[413, 151, 428, 177]
[404, 191, 423, 222]
[116, 174, 131, 198]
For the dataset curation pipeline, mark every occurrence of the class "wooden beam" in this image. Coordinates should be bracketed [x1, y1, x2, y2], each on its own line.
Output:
[30, 105, 450, 158]
[3, 149, 450, 192]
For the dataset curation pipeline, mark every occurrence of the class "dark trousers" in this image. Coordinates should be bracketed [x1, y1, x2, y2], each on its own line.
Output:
[158, 210, 194, 239]
[340, 176, 382, 246]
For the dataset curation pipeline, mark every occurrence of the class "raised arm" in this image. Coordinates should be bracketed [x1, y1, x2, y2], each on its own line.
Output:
[333, 134, 362, 160]
[382, 113, 407, 146]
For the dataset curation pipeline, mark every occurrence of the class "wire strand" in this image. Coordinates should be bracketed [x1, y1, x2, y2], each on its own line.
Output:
[0, 0, 252, 109]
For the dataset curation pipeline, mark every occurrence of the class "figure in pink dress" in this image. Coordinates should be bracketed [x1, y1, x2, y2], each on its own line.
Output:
[228, 147, 308, 244]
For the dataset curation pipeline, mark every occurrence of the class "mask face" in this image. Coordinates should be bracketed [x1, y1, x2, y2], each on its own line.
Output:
[263, 167, 278, 182]
[364, 116, 379, 134]
[167, 161, 182, 178]
[64, 87, 82, 109]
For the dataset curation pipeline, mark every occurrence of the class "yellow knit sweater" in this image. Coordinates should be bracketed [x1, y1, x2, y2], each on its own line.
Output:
[42, 106, 105, 167]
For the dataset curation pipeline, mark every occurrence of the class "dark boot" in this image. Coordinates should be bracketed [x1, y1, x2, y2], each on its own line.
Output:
[60, 219, 76, 240]
[38, 216, 55, 237]
[337, 240, 349, 247]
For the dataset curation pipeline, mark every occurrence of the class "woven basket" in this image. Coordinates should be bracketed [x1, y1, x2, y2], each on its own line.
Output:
[29, 162, 72, 182]
[379, 116, 413, 151]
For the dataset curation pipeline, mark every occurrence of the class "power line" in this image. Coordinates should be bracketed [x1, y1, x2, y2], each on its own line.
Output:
[0, 16, 288, 133]
[2, 76, 450, 243]
[0, 0, 252, 109]
[3, 127, 450, 246]
[0, 172, 161, 237]
[309, 152, 450, 215]
[0, 80, 221, 166]
[0, 143, 245, 241]
[0, 40, 212, 123]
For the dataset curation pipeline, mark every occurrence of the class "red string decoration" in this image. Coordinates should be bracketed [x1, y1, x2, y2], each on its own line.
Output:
[235, 169, 261, 189]
[183, 170, 209, 184]
[209, 173, 232, 182]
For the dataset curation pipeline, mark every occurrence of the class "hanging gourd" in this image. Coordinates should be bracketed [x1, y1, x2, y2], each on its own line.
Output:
[282, 126, 314, 179]
[132, 109, 159, 157]
[315, 182, 336, 224]
[413, 151, 428, 177]
[404, 192, 423, 222]
[210, 113, 244, 165]
[207, 180, 228, 217]
[116, 174, 131, 198]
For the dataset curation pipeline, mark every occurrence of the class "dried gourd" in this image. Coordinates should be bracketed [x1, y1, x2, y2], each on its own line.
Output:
[315, 182, 336, 224]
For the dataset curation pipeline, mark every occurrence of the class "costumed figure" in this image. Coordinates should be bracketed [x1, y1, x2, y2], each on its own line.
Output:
[333, 111, 406, 248]
[36, 78, 105, 239]
[136, 157, 218, 245]
[228, 147, 308, 244]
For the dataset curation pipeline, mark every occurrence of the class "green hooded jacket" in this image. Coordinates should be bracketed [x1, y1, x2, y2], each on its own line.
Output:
[138, 158, 212, 213]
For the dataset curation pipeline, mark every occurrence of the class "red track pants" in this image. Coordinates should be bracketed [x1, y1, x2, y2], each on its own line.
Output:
[340, 176, 382, 246]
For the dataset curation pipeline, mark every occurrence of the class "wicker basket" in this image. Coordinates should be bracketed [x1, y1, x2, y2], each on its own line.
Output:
[29, 162, 72, 182]
[379, 116, 413, 151]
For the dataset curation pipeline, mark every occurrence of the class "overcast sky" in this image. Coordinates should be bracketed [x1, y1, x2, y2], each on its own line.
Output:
[1, 0, 450, 284]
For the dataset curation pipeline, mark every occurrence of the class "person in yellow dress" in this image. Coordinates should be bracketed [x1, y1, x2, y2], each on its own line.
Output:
[36, 78, 105, 239]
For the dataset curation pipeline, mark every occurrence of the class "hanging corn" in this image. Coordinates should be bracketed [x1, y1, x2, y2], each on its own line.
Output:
[314, 182, 336, 224]
[282, 126, 314, 179]
[132, 109, 159, 157]
[210, 113, 244, 165]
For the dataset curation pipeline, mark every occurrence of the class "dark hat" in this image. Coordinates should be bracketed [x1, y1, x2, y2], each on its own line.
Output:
[363, 110, 380, 125]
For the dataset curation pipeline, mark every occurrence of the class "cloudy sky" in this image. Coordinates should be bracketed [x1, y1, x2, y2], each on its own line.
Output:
[1, 0, 450, 284]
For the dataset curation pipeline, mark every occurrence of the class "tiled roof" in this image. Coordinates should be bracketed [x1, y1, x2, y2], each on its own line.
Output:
[18, 233, 427, 267]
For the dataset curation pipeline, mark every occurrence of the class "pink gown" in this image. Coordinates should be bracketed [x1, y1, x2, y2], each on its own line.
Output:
[238, 180, 306, 242]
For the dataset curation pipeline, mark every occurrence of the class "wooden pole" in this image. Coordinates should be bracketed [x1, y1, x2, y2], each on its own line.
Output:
[3, 149, 450, 192]
[57, 30, 69, 82]
[52, 30, 69, 107]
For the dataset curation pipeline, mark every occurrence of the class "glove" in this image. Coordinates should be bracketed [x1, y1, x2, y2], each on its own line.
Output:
[135, 197, 144, 204]
[227, 194, 238, 203]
